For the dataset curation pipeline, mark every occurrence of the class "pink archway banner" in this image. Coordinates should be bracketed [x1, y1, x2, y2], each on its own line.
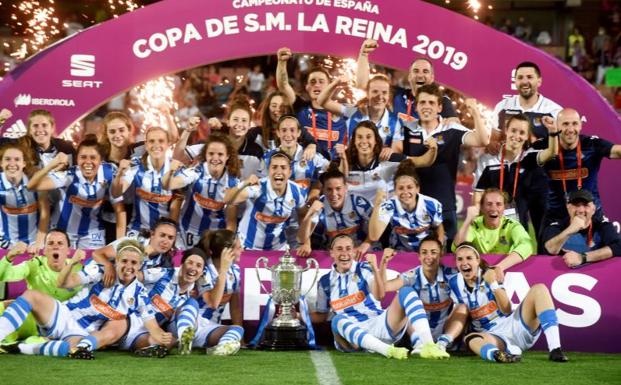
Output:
[0, 0, 620, 220]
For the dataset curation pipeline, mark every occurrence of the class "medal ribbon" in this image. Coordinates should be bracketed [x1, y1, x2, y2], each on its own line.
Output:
[498, 144, 521, 199]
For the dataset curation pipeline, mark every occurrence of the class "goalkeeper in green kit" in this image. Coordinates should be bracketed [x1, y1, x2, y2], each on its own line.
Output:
[0, 229, 82, 351]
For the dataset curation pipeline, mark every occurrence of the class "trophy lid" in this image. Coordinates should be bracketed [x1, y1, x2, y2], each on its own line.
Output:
[279, 245, 297, 264]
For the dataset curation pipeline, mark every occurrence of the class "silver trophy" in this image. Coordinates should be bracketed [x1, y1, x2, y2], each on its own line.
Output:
[255, 247, 319, 349]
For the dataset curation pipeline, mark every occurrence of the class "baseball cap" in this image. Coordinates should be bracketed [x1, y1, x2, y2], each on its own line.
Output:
[567, 190, 594, 204]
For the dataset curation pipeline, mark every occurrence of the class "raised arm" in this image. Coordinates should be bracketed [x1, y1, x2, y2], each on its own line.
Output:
[276, 47, 297, 105]
[408, 137, 437, 167]
[27, 152, 68, 191]
[34, 193, 50, 252]
[0, 242, 30, 282]
[462, 99, 491, 148]
[91, 244, 117, 287]
[111, 159, 132, 198]
[536, 116, 560, 165]
[202, 248, 236, 309]
[172, 116, 200, 163]
[57, 250, 87, 289]
[452, 206, 478, 250]
[483, 269, 511, 314]
[544, 216, 585, 255]
[368, 190, 389, 242]
[355, 39, 378, 90]
[316, 74, 349, 115]
[161, 159, 186, 191]
[365, 253, 385, 300]
[223, 175, 259, 205]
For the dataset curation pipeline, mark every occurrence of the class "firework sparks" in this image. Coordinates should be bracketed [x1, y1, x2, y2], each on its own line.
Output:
[107, 0, 142, 17]
[313, 56, 366, 104]
[128, 76, 178, 134]
[9, 0, 61, 60]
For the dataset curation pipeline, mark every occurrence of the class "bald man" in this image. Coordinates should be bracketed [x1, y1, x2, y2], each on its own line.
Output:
[539, 108, 621, 225]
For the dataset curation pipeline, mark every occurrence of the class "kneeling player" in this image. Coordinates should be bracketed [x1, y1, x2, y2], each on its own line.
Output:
[312, 234, 449, 359]
[449, 243, 568, 363]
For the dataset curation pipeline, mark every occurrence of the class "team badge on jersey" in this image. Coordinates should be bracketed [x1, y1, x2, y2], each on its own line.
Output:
[349, 212, 356, 219]
[383, 126, 389, 133]
[299, 160, 307, 168]
[439, 282, 446, 289]
[499, 236, 508, 245]
[352, 274, 358, 283]
[372, 173, 380, 181]
[436, 135, 445, 145]
[127, 298, 135, 306]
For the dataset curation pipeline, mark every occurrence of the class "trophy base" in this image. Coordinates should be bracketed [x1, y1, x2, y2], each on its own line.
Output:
[258, 324, 310, 351]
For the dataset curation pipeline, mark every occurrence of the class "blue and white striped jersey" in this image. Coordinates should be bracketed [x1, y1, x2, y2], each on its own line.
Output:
[263, 144, 330, 197]
[346, 155, 405, 203]
[142, 267, 195, 325]
[197, 263, 241, 324]
[123, 156, 173, 231]
[176, 165, 239, 236]
[447, 270, 507, 332]
[238, 178, 305, 250]
[400, 265, 456, 330]
[316, 261, 383, 322]
[342, 106, 403, 148]
[377, 194, 443, 251]
[0, 173, 39, 246]
[311, 193, 372, 245]
[49, 163, 121, 236]
[65, 264, 154, 332]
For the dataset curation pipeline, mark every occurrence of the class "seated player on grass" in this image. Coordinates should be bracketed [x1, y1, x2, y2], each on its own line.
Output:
[448, 243, 568, 363]
[119, 247, 208, 358]
[0, 230, 82, 350]
[0, 239, 170, 359]
[311, 234, 449, 360]
[194, 230, 244, 356]
[383, 236, 467, 354]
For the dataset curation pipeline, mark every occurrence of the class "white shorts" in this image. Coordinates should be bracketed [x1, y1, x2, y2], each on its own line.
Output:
[488, 304, 541, 354]
[69, 230, 106, 249]
[118, 313, 149, 350]
[39, 300, 89, 341]
[335, 312, 407, 351]
[192, 316, 225, 348]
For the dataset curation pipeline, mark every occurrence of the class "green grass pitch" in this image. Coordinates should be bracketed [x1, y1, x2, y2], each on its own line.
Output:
[1, 349, 620, 385]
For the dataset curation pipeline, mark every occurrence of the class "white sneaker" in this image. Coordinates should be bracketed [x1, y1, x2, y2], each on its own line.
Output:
[207, 340, 241, 356]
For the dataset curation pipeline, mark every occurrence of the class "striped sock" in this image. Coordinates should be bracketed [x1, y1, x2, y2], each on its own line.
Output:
[331, 314, 390, 357]
[480, 343, 499, 361]
[538, 309, 561, 351]
[398, 287, 432, 344]
[437, 334, 453, 348]
[0, 297, 32, 341]
[176, 298, 199, 338]
[76, 335, 98, 351]
[218, 326, 244, 345]
[18, 341, 70, 357]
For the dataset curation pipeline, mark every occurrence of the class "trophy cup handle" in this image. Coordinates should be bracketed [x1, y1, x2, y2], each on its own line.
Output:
[301, 258, 320, 298]
[255, 256, 271, 296]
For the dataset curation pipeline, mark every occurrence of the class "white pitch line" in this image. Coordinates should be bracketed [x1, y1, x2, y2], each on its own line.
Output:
[310, 350, 343, 385]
